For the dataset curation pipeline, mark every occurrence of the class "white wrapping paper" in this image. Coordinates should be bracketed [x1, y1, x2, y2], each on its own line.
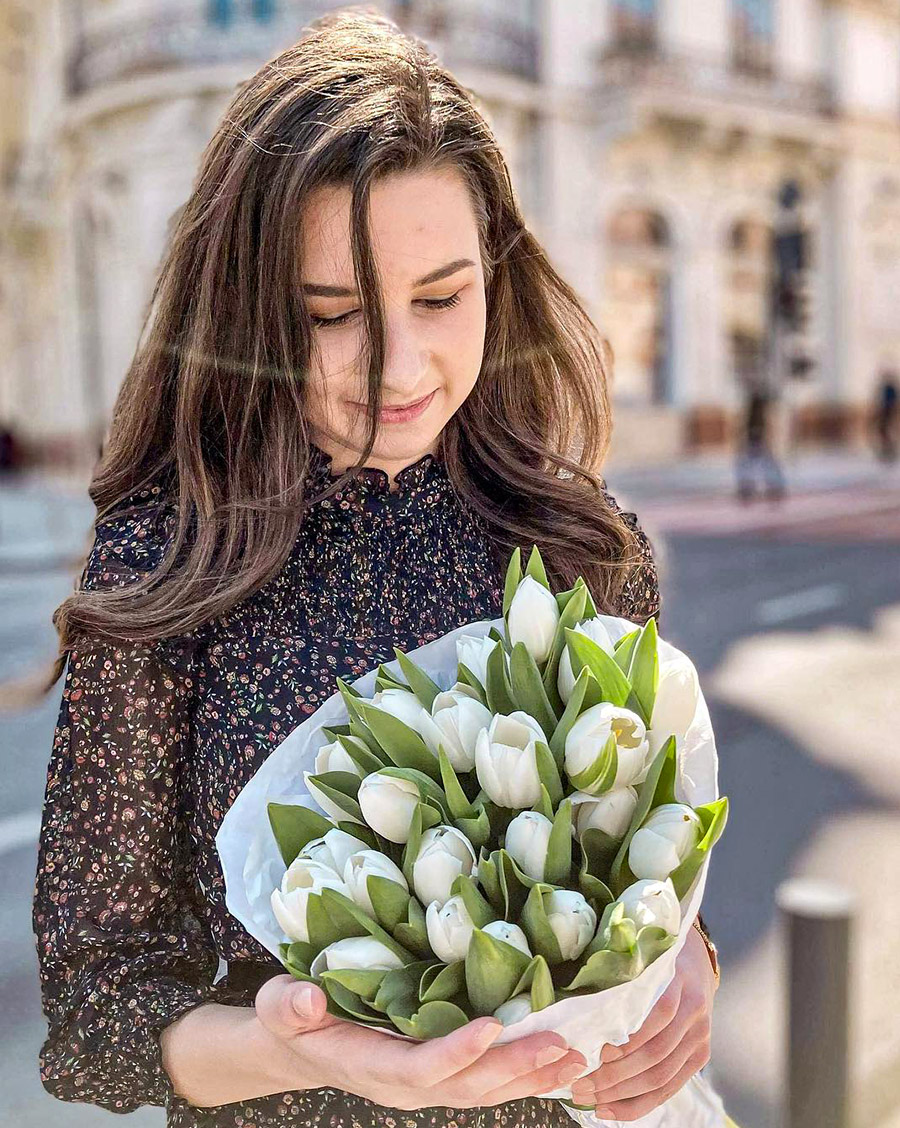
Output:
[216, 615, 727, 1128]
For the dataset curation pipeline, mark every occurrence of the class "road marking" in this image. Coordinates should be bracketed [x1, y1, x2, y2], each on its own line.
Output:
[0, 809, 42, 856]
[757, 583, 846, 625]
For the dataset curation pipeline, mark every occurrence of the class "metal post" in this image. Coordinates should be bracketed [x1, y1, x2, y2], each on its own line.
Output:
[775, 878, 855, 1128]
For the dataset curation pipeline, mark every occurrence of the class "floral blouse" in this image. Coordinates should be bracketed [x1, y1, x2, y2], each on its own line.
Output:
[33, 443, 663, 1128]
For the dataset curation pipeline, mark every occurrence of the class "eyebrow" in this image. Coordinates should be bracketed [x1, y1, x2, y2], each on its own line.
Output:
[301, 257, 476, 298]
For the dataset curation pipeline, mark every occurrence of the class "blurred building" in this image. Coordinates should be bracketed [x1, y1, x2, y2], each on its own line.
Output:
[1, 0, 899, 470]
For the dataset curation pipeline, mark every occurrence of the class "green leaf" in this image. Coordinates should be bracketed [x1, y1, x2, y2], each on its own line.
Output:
[390, 1000, 471, 1039]
[348, 716, 389, 760]
[541, 585, 588, 717]
[355, 702, 442, 783]
[267, 802, 334, 866]
[532, 785, 555, 821]
[455, 662, 488, 705]
[307, 891, 355, 949]
[374, 961, 429, 1015]
[512, 954, 556, 1012]
[377, 767, 451, 821]
[635, 924, 677, 969]
[319, 887, 415, 965]
[549, 666, 591, 765]
[613, 628, 641, 673]
[394, 895, 433, 958]
[524, 544, 550, 589]
[393, 647, 443, 711]
[520, 883, 564, 965]
[401, 803, 428, 886]
[626, 617, 660, 726]
[321, 978, 395, 1025]
[578, 870, 615, 913]
[419, 960, 466, 1003]
[451, 873, 496, 928]
[502, 547, 523, 618]
[669, 796, 729, 900]
[375, 664, 408, 693]
[465, 928, 532, 1015]
[437, 745, 476, 819]
[534, 740, 564, 809]
[336, 733, 387, 775]
[544, 799, 573, 886]
[565, 628, 633, 707]
[320, 967, 389, 1003]
[562, 946, 640, 992]
[306, 773, 364, 823]
[367, 875, 412, 932]
[579, 825, 621, 882]
[509, 642, 559, 737]
[453, 804, 492, 852]
[336, 820, 379, 849]
[609, 737, 676, 895]
[485, 641, 518, 716]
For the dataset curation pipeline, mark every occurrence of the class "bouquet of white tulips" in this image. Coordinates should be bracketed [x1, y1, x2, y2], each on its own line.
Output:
[217, 546, 729, 1128]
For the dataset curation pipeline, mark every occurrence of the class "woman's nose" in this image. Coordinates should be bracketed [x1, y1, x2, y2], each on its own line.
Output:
[379, 312, 429, 397]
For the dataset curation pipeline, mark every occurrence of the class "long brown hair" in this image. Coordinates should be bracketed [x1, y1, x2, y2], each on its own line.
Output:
[44, 5, 641, 693]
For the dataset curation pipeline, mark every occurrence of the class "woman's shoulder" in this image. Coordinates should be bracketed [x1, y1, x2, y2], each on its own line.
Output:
[81, 481, 179, 594]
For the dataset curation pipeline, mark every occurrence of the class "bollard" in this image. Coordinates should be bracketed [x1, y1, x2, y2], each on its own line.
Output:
[775, 878, 855, 1128]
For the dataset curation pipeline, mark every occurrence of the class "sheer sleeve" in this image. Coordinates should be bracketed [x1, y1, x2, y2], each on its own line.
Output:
[32, 490, 219, 1113]
[602, 486, 663, 632]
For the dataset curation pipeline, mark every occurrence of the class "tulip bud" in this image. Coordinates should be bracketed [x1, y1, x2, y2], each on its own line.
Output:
[269, 857, 348, 943]
[616, 878, 681, 935]
[564, 703, 650, 794]
[413, 825, 477, 907]
[628, 803, 704, 881]
[557, 618, 617, 704]
[425, 894, 476, 963]
[493, 993, 534, 1026]
[357, 772, 422, 843]
[474, 712, 546, 808]
[482, 919, 532, 957]
[544, 889, 597, 961]
[343, 849, 409, 916]
[302, 828, 369, 876]
[310, 935, 406, 978]
[369, 687, 445, 758]
[648, 658, 701, 755]
[507, 576, 561, 665]
[504, 810, 554, 881]
[430, 690, 494, 772]
[314, 738, 365, 778]
[570, 787, 639, 840]
[456, 634, 501, 688]
[303, 771, 366, 827]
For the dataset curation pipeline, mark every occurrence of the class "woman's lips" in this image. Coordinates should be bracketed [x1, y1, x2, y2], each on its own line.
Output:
[352, 390, 436, 423]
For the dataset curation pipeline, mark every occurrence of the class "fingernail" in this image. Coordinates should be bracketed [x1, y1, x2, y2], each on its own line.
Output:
[595, 1109, 617, 1121]
[292, 986, 315, 1017]
[535, 1044, 568, 1067]
[477, 1020, 503, 1046]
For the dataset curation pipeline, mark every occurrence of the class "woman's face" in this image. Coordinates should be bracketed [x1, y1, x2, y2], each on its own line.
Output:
[299, 165, 487, 485]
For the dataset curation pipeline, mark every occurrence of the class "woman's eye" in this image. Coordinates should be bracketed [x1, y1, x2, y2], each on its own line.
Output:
[309, 291, 462, 329]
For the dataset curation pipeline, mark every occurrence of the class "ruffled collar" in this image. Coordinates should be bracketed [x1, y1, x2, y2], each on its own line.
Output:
[304, 440, 448, 501]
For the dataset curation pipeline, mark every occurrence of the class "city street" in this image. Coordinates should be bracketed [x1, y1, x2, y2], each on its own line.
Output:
[1, 454, 899, 1127]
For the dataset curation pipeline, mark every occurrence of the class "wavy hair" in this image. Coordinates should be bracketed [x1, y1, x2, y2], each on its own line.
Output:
[44, 5, 643, 692]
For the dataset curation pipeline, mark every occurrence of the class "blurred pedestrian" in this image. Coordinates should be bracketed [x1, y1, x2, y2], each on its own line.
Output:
[735, 387, 787, 502]
[872, 368, 898, 463]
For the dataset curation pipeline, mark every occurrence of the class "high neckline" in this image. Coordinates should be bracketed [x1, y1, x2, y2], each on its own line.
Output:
[304, 440, 447, 500]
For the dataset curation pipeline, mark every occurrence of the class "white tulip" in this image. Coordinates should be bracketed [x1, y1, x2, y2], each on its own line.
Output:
[504, 810, 554, 880]
[270, 857, 348, 943]
[429, 690, 494, 772]
[482, 919, 532, 957]
[425, 895, 477, 963]
[343, 849, 409, 916]
[628, 803, 704, 881]
[449, 680, 483, 703]
[456, 634, 501, 688]
[413, 825, 477, 907]
[357, 772, 422, 843]
[303, 770, 365, 826]
[570, 787, 639, 840]
[493, 993, 534, 1026]
[617, 878, 682, 935]
[369, 687, 446, 758]
[545, 889, 598, 961]
[302, 828, 369, 876]
[564, 703, 651, 794]
[474, 711, 546, 808]
[507, 576, 561, 665]
[557, 618, 617, 704]
[648, 657, 701, 755]
[314, 738, 364, 778]
[310, 935, 405, 978]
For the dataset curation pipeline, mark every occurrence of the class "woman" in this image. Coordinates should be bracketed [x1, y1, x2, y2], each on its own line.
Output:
[33, 9, 720, 1126]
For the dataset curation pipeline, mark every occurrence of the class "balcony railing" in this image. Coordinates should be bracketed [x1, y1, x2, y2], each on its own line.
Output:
[67, 0, 538, 98]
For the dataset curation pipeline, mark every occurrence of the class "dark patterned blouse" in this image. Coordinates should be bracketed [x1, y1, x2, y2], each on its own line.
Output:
[33, 442, 663, 1128]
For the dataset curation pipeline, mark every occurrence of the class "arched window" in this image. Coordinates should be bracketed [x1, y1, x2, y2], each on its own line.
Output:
[732, 0, 774, 75]
[612, 0, 658, 53]
[602, 207, 674, 406]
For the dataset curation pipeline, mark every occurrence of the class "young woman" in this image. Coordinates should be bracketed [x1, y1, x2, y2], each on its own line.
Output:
[33, 10, 719, 1127]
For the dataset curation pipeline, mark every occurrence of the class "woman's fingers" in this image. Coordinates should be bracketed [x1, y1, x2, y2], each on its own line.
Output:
[476, 1050, 588, 1106]
[583, 1003, 696, 1093]
[592, 1046, 710, 1123]
[401, 1017, 505, 1087]
[610, 981, 682, 1060]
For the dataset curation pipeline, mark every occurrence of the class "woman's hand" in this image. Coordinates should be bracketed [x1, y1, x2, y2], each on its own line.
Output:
[254, 973, 588, 1111]
[569, 921, 717, 1122]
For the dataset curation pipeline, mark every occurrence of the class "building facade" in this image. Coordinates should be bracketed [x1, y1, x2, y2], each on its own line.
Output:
[1, 0, 899, 470]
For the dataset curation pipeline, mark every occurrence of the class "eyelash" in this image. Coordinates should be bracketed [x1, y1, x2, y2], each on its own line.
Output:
[309, 291, 463, 328]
